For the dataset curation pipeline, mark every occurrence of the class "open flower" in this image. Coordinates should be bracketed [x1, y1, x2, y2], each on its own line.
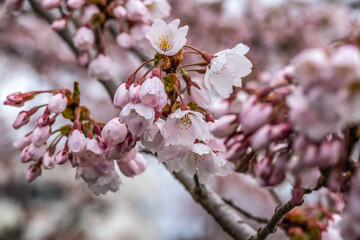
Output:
[161, 109, 210, 146]
[204, 43, 252, 98]
[145, 19, 188, 56]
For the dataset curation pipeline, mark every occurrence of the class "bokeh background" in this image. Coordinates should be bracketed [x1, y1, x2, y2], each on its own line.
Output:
[0, 0, 358, 239]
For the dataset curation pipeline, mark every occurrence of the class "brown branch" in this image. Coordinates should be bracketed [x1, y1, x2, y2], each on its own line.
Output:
[26, 2, 258, 239]
[250, 199, 304, 240]
[172, 171, 256, 240]
[28, 0, 79, 56]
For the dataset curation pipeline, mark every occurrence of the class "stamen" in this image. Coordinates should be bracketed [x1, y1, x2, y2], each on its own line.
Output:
[158, 35, 173, 51]
[177, 114, 192, 130]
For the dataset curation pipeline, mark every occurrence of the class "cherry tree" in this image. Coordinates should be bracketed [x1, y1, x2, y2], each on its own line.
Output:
[2, 0, 360, 239]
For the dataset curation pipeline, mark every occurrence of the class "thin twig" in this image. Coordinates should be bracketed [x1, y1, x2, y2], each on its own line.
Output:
[250, 199, 304, 240]
[223, 198, 269, 224]
[172, 171, 256, 240]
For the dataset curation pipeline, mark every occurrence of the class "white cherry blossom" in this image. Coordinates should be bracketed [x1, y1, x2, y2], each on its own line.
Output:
[119, 103, 155, 137]
[145, 19, 188, 56]
[204, 43, 252, 98]
[161, 109, 210, 146]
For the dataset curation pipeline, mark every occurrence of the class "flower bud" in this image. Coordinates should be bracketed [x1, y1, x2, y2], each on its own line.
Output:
[209, 114, 237, 138]
[114, 83, 130, 108]
[88, 54, 114, 80]
[31, 126, 51, 146]
[102, 118, 128, 145]
[73, 27, 95, 51]
[139, 77, 167, 111]
[113, 5, 127, 18]
[55, 149, 69, 164]
[13, 112, 29, 129]
[51, 19, 67, 30]
[13, 134, 32, 150]
[42, 152, 55, 169]
[118, 153, 147, 177]
[67, 0, 85, 8]
[68, 129, 86, 153]
[128, 83, 141, 102]
[21, 146, 32, 163]
[78, 51, 90, 66]
[241, 96, 272, 134]
[42, 0, 61, 9]
[26, 164, 41, 182]
[48, 93, 68, 113]
[116, 32, 134, 48]
[28, 143, 47, 160]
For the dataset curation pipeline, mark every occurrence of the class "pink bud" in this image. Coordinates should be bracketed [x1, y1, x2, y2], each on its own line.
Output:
[116, 32, 134, 48]
[42, 0, 61, 9]
[73, 27, 95, 51]
[67, 0, 85, 8]
[28, 143, 47, 160]
[78, 51, 90, 66]
[128, 83, 141, 102]
[26, 164, 41, 182]
[209, 114, 237, 138]
[118, 153, 147, 177]
[51, 19, 67, 30]
[21, 146, 32, 163]
[291, 185, 304, 205]
[42, 152, 55, 169]
[48, 93, 68, 113]
[31, 126, 51, 146]
[68, 129, 86, 153]
[102, 118, 128, 145]
[13, 134, 32, 150]
[6, 92, 23, 103]
[88, 54, 114, 80]
[114, 83, 130, 108]
[139, 77, 167, 111]
[241, 96, 273, 134]
[13, 112, 29, 129]
[113, 5, 127, 18]
[55, 149, 69, 164]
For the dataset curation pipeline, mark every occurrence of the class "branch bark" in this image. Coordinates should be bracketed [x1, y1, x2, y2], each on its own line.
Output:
[26, 2, 257, 239]
[250, 199, 303, 240]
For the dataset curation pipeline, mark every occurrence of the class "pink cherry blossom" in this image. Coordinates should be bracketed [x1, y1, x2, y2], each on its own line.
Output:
[119, 102, 155, 137]
[31, 125, 51, 146]
[240, 96, 273, 134]
[161, 110, 210, 146]
[73, 27, 95, 51]
[102, 118, 128, 146]
[68, 129, 86, 153]
[48, 93, 67, 113]
[114, 83, 130, 108]
[139, 76, 168, 111]
[145, 19, 189, 56]
[88, 54, 114, 80]
[118, 153, 147, 177]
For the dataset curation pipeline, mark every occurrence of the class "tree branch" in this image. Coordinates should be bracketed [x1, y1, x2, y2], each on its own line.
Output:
[250, 199, 303, 240]
[172, 171, 256, 240]
[26, 2, 258, 239]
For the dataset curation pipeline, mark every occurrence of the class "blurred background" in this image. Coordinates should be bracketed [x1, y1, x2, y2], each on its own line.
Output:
[0, 0, 358, 239]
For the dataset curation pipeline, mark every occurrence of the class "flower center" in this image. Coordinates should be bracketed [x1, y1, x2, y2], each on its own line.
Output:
[193, 153, 206, 163]
[158, 35, 173, 51]
[177, 114, 192, 130]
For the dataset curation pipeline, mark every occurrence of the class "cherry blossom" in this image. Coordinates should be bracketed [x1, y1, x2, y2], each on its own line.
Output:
[204, 43, 252, 98]
[145, 19, 188, 56]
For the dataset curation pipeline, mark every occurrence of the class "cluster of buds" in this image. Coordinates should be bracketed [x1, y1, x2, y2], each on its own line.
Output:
[5, 82, 147, 195]
[6, 0, 171, 81]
